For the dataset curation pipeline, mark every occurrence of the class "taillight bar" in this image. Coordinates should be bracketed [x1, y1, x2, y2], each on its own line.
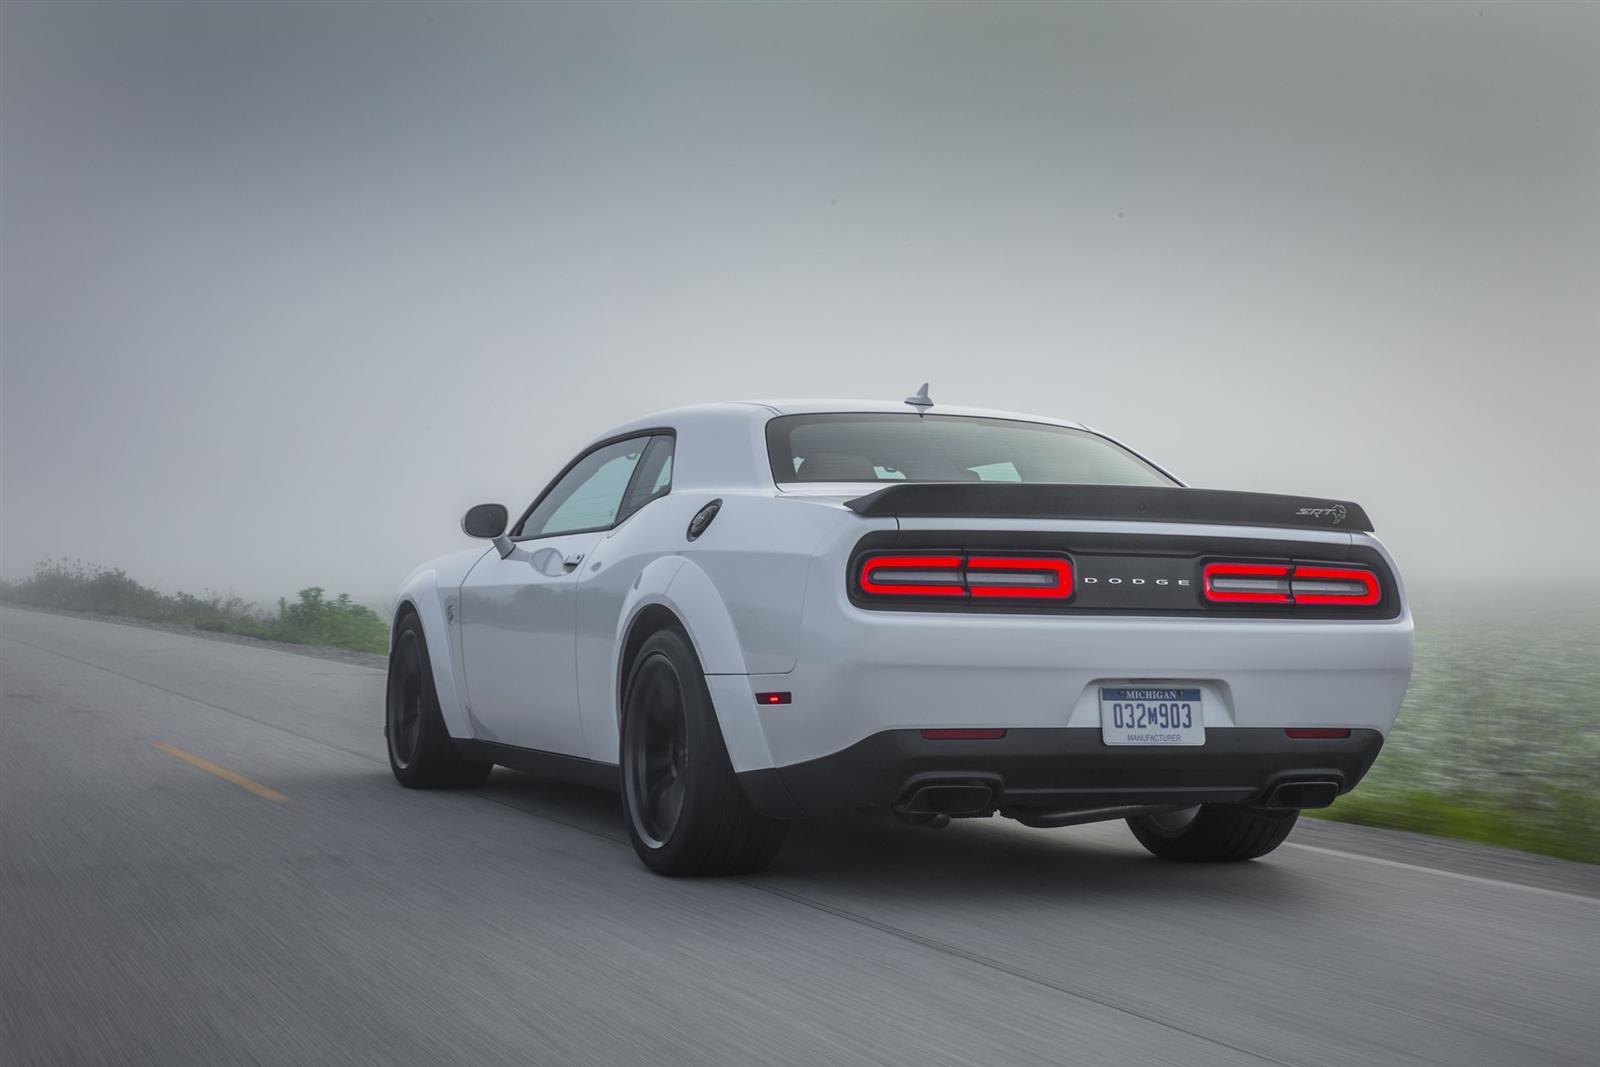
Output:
[859, 554, 965, 597]
[966, 556, 1074, 599]
[1203, 562, 1381, 607]
[858, 553, 1073, 601]
[1290, 565, 1381, 606]
[1202, 562, 1292, 603]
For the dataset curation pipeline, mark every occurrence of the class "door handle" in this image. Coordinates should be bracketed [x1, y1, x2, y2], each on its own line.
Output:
[562, 553, 584, 572]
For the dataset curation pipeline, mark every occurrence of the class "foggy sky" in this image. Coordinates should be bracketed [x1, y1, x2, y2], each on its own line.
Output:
[2, 1, 1597, 604]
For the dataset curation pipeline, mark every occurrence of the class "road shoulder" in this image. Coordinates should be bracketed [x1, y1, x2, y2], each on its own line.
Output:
[0, 602, 386, 670]
[1293, 816, 1599, 899]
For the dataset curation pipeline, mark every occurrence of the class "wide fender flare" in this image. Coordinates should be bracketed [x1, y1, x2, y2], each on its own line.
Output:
[612, 556, 777, 773]
[394, 569, 471, 738]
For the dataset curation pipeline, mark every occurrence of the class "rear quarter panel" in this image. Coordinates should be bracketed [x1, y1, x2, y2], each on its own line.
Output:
[576, 490, 872, 766]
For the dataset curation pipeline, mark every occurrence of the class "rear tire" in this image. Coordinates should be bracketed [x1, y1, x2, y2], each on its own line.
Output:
[1127, 804, 1298, 862]
[386, 612, 492, 789]
[620, 629, 788, 876]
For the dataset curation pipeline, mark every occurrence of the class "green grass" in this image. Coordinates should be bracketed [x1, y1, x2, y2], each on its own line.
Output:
[1310, 789, 1598, 865]
[1309, 579, 1600, 865]
[0, 559, 388, 655]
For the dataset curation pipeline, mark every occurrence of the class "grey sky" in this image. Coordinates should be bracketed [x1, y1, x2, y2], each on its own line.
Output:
[2, 1, 1596, 603]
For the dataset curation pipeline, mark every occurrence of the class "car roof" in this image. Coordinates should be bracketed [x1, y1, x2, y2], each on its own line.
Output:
[604, 398, 1088, 437]
[748, 398, 1087, 429]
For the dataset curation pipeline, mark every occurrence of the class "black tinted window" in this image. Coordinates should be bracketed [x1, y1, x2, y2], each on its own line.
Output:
[765, 414, 1174, 487]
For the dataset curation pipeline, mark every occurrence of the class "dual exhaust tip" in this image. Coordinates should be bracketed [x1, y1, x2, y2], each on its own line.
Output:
[1261, 778, 1341, 809]
[895, 776, 1343, 821]
[898, 779, 998, 818]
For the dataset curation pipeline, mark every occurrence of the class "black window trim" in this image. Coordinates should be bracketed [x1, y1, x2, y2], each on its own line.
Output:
[510, 427, 676, 542]
[762, 412, 1182, 489]
[616, 433, 676, 526]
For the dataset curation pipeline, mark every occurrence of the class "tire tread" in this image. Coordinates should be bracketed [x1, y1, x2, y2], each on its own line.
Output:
[387, 612, 492, 790]
[1128, 805, 1298, 862]
[622, 629, 787, 876]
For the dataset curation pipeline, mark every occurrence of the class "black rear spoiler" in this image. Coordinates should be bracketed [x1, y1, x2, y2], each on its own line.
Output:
[842, 483, 1373, 533]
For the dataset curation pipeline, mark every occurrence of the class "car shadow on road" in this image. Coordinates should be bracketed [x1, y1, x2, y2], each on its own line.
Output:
[475, 768, 1315, 907]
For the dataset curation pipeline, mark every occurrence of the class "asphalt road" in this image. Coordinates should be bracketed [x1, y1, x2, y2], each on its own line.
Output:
[2, 606, 1596, 1067]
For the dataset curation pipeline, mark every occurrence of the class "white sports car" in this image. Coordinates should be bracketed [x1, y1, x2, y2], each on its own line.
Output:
[387, 389, 1412, 875]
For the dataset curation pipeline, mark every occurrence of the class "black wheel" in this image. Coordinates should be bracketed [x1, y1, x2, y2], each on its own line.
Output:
[1127, 804, 1299, 862]
[620, 629, 788, 876]
[386, 612, 492, 789]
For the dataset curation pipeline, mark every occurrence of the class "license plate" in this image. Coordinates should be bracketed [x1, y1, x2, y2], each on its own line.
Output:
[1100, 687, 1205, 746]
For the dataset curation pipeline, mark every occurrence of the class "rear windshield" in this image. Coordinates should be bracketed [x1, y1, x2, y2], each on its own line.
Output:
[765, 413, 1177, 487]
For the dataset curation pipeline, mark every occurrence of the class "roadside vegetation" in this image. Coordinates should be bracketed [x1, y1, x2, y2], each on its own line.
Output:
[1310, 580, 1600, 865]
[0, 559, 388, 654]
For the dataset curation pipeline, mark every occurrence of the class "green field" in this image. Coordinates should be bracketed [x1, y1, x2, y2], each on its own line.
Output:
[1312, 580, 1600, 863]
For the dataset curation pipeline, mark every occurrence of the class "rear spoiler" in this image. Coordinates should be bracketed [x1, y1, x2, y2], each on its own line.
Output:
[842, 483, 1373, 533]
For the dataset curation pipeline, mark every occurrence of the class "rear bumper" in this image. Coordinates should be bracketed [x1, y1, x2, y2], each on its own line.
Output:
[737, 727, 1385, 819]
[743, 608, 1412, 771]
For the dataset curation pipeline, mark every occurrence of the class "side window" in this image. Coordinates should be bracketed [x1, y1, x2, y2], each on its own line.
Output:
[617, 435, 674, 523]
[516, 437, 650, 539]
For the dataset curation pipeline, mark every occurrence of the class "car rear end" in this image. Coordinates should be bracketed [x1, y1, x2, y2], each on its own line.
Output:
[736, 412, 1413, 830]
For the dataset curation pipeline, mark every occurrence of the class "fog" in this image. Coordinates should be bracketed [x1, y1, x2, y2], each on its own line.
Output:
[2, 1, 1596, 605]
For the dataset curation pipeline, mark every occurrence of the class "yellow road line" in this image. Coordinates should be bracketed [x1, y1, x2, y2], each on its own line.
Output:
[154, 743, 288, 802]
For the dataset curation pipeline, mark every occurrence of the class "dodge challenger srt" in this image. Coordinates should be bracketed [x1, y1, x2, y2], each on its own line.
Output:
[386, 390, 1413, 875]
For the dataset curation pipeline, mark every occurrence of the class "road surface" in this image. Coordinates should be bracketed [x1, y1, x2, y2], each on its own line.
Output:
[2, 606, 1595, 1066]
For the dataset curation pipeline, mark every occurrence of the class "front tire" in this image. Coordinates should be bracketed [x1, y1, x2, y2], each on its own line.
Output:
[620, 629, 788, 876]
[1127, 804, 1298, 862]
[386, 613, 492, 789]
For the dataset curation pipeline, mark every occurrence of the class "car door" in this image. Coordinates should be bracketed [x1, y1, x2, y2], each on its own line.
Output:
[458, 435, 656, 755]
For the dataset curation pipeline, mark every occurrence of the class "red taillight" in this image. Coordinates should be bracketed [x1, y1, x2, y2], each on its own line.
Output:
[1285, 727, 1352, 739]
[920, 728, 1007, 740]
[858, 554, 965, 597]
[1203, 562, 1291, 603]
[755, 691, 791, 705]
[857, 553, 1073, 601]
[1203, 562, 1381, 608]
[1290, 566, 1381, 606]
[966, 556, 1074, 599]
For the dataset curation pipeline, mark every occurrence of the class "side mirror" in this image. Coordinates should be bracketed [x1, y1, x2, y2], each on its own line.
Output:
[461, 503, 509, 539]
